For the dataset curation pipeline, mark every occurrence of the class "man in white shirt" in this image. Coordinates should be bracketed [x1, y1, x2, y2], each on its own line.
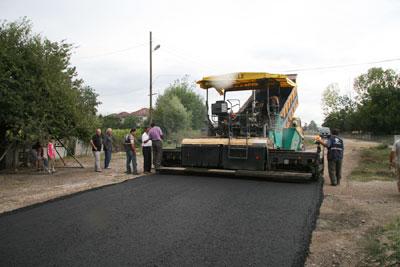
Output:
[142, 127, 152, 173]
[390, 138, 400, 193]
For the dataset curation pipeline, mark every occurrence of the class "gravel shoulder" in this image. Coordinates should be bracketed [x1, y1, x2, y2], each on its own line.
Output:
[305, 138, 400, 266]
[0, 152, 145, 214]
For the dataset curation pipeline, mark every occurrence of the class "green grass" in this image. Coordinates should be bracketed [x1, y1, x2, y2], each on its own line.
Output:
[349, 145, 396, 182]
[362, 217, 400, 266]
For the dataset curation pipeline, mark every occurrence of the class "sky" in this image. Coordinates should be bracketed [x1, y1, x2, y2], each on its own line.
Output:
[1, 0, 400, 125]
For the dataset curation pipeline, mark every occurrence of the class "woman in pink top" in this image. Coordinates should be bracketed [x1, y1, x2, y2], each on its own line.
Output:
[47, 138, 56, 173]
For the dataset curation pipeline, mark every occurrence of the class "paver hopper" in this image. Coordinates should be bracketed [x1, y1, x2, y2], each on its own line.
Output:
[160, 72, 323, 181]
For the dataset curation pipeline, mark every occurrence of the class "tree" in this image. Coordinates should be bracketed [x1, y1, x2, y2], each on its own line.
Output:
[100, 114, 122, 129]
[161, 76, 206, 130]
[322, 68, 400, 134]
[354, 68, 400, 134]
[153, 95, 191, 135]
[321, 83, 357, 132]
[0, 18, 100, 147]
[354, 67, 400, 102]
[321, 83, 341, 116]
[308, 120, 318, 132]
[121, 115, 140, 129]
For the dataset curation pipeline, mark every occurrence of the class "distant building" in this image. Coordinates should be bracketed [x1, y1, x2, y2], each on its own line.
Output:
[115, 111, 131, 119]
[114, 108, 149, 123]
[131, 108, 149, 122]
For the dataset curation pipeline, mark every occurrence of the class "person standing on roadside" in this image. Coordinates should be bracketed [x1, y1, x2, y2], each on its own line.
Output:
[103, 128, 113, 169]
[47, 138, 56, 174]
[90, 128, 103, 172]
[142, 127, 152, 173]
[124, 128, 138, 175]
[389, 138, 400, 193]
[318, 128, 344, 186]
[32, 141, 44, 171]
[148, 122, 163, 171]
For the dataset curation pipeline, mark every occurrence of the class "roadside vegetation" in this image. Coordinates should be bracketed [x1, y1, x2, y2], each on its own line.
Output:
[99, 77, 206, 148]
[0, 18, 100, 144]
[321, 67, 400, 135]
[153, 76, 206, 144]
[349, 144, 396, 182]
[361, 217, 400, 266]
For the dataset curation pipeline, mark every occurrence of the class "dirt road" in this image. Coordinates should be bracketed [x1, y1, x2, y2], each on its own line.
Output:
[306, 138, 400, 266]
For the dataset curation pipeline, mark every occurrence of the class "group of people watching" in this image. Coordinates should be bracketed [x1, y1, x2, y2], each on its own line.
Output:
[90, 122, 163, 175]
[31, 138, 57, 174]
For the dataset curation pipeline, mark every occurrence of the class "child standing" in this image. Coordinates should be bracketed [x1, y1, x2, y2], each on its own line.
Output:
[47, 138, 56, 174]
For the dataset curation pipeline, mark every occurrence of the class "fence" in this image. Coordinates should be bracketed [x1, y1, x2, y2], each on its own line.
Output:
[0, 139, 93, 170]
[341, 133, 397, 146]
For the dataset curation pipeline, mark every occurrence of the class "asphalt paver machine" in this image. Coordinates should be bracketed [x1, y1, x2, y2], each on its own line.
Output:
[161, 72, 324, 181]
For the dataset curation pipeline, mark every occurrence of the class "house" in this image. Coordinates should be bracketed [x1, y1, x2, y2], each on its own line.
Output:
[131, 108, 149, 122]
[114, 108, 149, 123]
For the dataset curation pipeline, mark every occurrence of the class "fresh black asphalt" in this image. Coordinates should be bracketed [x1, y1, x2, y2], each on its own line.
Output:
[0, 174, 323, 267]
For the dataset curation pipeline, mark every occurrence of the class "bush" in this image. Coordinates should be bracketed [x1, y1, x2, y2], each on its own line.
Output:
[111, 128, 144, 152]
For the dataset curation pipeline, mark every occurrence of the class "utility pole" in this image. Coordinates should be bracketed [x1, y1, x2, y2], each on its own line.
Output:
[149, 31, 153, 123]
[149, 31, 160, 123]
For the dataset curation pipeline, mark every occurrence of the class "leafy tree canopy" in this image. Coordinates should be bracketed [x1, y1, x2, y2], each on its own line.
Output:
[160, 76, 206, 130]
[322, 67, 400, 134]
[308, 120, 318, 132]
[153, 95, 192, 135]
[99, 114, 141, 130]
[0, 18, 100, 144]
[120, 115, 140, 129]
[153, 76, 206, 136]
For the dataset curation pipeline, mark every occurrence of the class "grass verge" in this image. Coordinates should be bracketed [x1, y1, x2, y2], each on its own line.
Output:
[349, 144, 396, 182]
[361, 217, 400, 266]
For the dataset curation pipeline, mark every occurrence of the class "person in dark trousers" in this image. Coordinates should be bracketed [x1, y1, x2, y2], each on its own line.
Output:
[389, 138, 400, 193]
[148, 122, 163, 171]
[141, 127, 152, 173]
[103, 128, 113, 169]
[319, 128, 344, 186]
[90, 128, 103, 172]
[32, 141, 44, 171]
[124, 128, 138, 175]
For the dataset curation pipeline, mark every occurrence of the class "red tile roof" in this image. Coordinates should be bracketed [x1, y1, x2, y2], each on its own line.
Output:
[114, 108, 149, 118]
[131, 108, 149, 117]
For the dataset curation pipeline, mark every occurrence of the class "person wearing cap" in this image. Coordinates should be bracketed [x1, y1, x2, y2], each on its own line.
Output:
[318, 128, 344, 186]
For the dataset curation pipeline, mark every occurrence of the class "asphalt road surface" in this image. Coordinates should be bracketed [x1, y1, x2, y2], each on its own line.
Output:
[0, 174, 323, 267]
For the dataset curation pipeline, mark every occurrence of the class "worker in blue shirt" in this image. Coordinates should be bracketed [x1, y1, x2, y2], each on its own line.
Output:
[319, 128, 344, 186]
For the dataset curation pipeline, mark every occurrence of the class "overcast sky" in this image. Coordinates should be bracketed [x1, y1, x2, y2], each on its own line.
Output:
[1, 0, 400, 124]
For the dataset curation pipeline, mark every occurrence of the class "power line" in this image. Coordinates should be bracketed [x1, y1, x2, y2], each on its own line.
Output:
[100, 88, 147, 97]
[74, 43, 146, 60]
[160, 46, 219, 73]
[281, 57, 400, 73]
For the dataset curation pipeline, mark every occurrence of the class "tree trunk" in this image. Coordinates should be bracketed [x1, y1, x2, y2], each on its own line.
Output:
[0, 126, 7, 170]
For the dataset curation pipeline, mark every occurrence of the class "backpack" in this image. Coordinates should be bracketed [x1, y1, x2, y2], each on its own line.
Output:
[124, 134, 131, 150]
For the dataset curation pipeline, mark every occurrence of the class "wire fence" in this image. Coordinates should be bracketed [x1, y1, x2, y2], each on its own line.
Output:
[341, 133, 398, 146]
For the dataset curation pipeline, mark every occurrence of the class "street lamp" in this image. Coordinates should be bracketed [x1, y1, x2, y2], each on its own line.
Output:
[149, 31, 160, 123]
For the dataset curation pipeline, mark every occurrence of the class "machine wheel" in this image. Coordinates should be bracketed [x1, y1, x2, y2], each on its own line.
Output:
[311, 158, 324, 181]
